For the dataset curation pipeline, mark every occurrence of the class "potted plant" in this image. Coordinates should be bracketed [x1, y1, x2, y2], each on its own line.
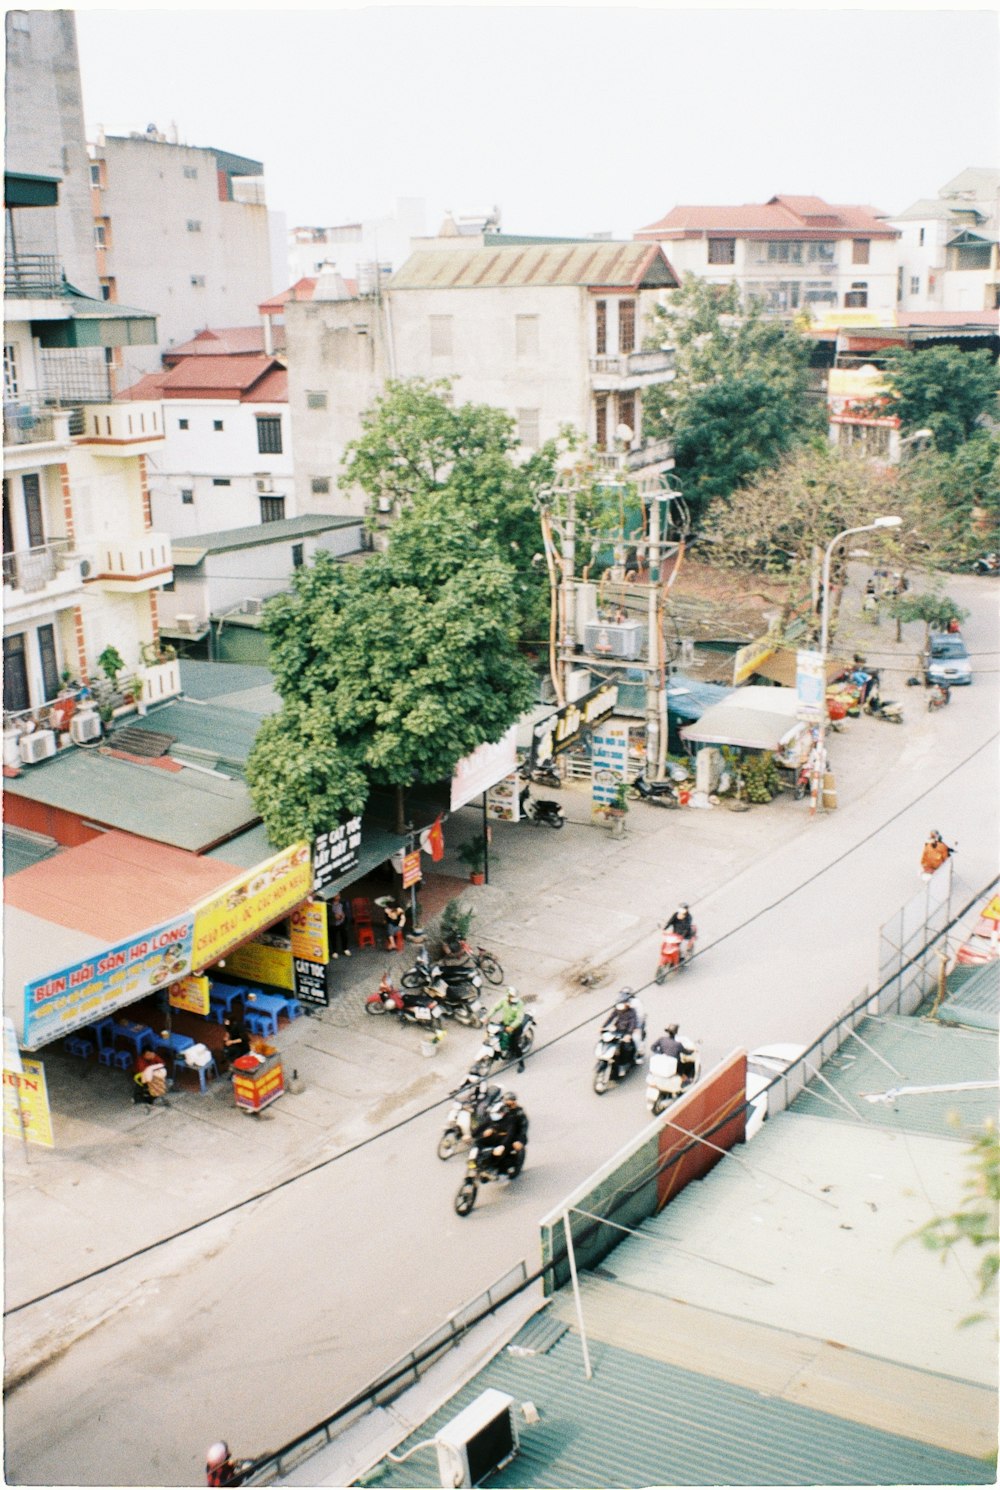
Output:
[457, 835, 487, 885]
[607, 780, 629, 837]
[139, 639, 178, 667]
[439, 898, 475, 954]
[97, 644, 125, 689]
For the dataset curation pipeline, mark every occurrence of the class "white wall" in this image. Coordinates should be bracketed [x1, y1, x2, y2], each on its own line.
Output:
[660, 234, 898, 314]
[160, 524, 361, 622]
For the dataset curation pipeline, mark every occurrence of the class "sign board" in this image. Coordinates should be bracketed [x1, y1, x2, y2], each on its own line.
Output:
[3, 1060, 54, 1148]
[532, 683, 618, 766]
[401, 850, 422, 889]
[486, 771, 520, 822]
[3, 1018, 22, 1075]
[290, 901, 330, 964]
[227, 933, 295, 992]
[591, 722, 630, 821]
[733, 633, 778, 687]
[23, 915, 195, 1050]
[294, 958, 328, 1006]
[192, 843, 311, 969]
[312, 816, 362, 894]
[450, 725, 519, 812]
[795, 648, 826, 724]
[169, 975, 211, 1016]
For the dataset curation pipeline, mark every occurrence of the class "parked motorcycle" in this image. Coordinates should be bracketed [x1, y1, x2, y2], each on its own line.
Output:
[864, 692, 904, 724]
[437, 1078, 500, 1160]
[627, 771, 679, 808]
[454, 1139, 526, 1216]
[519, 785, 565, 829]
[470, 1014, 537, 1077]
[365, 974, 443, 1029]
[520, 759, 562, 789]
[654, 927, 697, 984]
[593, 1029, 640, 1095]
[439, 938, 504, 985]
[401, 950, 487, 1025]
[793, 761, 811, 801]
[928, 683, 951, 712]
[972, 551, 999, 576]
[645, 1044, 701, 1115]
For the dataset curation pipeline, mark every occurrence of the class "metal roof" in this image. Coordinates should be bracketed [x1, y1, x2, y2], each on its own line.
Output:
[171, 514, 360, 566]
[178, 660, 274, 701]
[939, 958, 1000, 1031]
[389, 241, 677, 292]
[126, 699, 265, 768]
[3, 826, 60, 877]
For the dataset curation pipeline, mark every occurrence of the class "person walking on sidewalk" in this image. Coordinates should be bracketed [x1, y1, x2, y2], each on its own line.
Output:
[920, 830, 953, 880]
[328, 893, 351, 958]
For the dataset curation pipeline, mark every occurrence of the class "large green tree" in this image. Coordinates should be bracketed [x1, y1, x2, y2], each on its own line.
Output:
[644, 276, 823, 518]
[881, 345, 1000, 453]
[897, 433, 1000, 558]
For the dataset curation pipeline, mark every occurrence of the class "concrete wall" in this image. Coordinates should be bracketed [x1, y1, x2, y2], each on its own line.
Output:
[147, 398, 294, 536]
[161, 522, 362, 623]
[663, 235, 899, 315]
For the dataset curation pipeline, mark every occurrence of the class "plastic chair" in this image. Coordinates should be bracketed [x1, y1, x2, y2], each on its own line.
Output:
[355, 921, 376, 949]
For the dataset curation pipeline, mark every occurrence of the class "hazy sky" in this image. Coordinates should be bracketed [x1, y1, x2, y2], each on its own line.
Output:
[74, 4, 999, 240]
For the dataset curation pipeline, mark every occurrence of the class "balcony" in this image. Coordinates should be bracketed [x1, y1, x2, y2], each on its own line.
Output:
[2, 396, 73, 465]
[594, 437, 675, 476]
[2, 539, 88, 622]
[589, 348, 676, 390]
[138, 657, 182, 706]
[76, 401, 165, 456]
[4, 252, 64, 299]
[87, 533, 173, 592]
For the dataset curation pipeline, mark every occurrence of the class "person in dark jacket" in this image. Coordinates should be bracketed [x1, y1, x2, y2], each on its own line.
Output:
[479, 1091, 528, 1175]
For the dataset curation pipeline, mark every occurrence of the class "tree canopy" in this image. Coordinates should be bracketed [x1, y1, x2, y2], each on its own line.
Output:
[896, 433, 1000, 558]
[644, 277, 823, 518]
[881, 345, 1000, 453]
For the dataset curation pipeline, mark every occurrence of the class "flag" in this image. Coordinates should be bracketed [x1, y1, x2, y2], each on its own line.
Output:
[427, 816, 445, 862]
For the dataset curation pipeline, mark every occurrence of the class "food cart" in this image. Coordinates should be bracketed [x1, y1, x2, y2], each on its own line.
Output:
[231, 1046, 284, 1114]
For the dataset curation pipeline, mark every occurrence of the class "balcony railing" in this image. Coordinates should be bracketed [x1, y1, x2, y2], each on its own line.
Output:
[594, 437, 675, 474]
[2, 396, 73, 449]
[88, 533, 172, 591]
[4, 252, 64, 298]
[589, 348, 676, 380]
[2, 538, 74, 593]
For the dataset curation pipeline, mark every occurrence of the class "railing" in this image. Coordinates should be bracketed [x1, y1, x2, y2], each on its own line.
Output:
[90, 533, 171, 584]
[2, 397, 72, 449]
[39, 350, 115, 409]
[2, 538, 74, 594]
[593, 437, 674, 473]
[589, 348, 675, 379]
[4, 252, 64, 298]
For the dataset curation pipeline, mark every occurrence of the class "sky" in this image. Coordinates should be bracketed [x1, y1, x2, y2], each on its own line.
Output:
[72, 3, 1000, 242]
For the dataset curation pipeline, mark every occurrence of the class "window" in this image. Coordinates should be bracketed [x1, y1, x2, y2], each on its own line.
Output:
[3, 633, 29, 714]
[919, 227, 925, 247]
[100, 283, 111, 301]
[22, 473, 44, 548]
[37, 623, 59, 702]
[183, 166, 198, 180]
[256, 416, 283, 454]
[291, 543, 304, 569]
[594, 394, 609, 451]
[515, 315, 539, 358]
[617, 391, 636, 439]
[516, 408, 540, 450]
[306, 390, 328, 410]
[89, 162, 102, 188]
[311, 477, 330, 495]
[260, 496, 285, 523]
[595, 300, 607, 355]
[94, 222, 107, 248]
[910, 276, 920, 296]
[178, 418, 189, 430]
[852, 239, 870, 266]
[4, 344, 19, 401]
[429, 315, 453, 358]
[213, 420, 223, 432]
[190, 275, 206, 288]
[212, 478, 231, 487]
[897, 266, 904, 302]
[766, 241, 803, 264]
[187, 220, 202, 233]
[181, 489, 194, 505]
[807, 242, 836, 264]
[618, 300, 636, 354]
[844, 282, 869, 309]
[708, 239, 735, 265]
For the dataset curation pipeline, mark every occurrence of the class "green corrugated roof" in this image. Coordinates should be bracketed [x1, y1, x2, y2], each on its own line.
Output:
[361, 1331, 991, 1488]
[129, 699, 263, 768]
[3, 827, 60, 877]
[172, 514, 360, 565]
[179, 660, 273, 700]
[939, 959, 1000, 1031]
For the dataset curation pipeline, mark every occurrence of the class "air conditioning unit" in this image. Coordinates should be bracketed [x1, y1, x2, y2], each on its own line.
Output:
[435, 1390, 518, 1489]
[70, 712, 102, 745]
[241, 598, 264, 616]
[19, 729, 58, 765]
[584, 619, 645, 660]
[255, 478, 276, 494]
[174, 613, 199, 634]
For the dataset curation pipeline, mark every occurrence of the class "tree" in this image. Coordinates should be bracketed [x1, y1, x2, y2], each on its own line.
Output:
[911, 1119, 999, 1327]
[881, 345, 1000, 453]
[886, 589, 969, 645]
[644, 276, 823, 519]
[897, 434, 1000, 559]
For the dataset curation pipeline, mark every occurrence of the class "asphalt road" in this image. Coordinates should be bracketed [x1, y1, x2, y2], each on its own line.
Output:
[5, 575, 997, 1488]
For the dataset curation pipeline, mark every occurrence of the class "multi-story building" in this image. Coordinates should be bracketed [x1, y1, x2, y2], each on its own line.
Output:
[635, 194, 899, 318]
[890, 168, 1000, 312]
[287, 198, 427, 287]
[88, 127, 274, 380]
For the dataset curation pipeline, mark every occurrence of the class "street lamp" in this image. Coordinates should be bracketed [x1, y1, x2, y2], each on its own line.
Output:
[811, 515, 903, 815]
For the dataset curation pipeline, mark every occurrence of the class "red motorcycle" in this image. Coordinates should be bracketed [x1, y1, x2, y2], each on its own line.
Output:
[365, 973, 443, 1029]
[654, 926, 697, 983]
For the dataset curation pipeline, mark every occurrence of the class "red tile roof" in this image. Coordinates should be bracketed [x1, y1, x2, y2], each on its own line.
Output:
[118, 354, 287, 403]
[259, 277, 318, 313]
[636, 194, 896, 240]
[240, 365, 288, 402]
[163, 327, 271, 362]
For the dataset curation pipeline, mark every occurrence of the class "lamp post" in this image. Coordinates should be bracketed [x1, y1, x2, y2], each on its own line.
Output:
[811, 515, 902, 816]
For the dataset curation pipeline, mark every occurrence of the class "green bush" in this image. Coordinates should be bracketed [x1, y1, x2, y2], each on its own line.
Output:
[742, 750, 782, 804]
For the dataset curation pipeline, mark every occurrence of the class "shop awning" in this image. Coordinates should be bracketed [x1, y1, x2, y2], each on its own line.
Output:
[680, 686, 803, 750]
[751, 649, 848, 688]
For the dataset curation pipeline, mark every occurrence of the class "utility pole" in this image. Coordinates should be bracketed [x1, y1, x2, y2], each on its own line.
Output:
[559, 481, 577, 699]
[645, 492, 661, 780]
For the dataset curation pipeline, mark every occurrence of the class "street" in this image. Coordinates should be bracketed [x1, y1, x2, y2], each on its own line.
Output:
[4, 574, 998, 1487]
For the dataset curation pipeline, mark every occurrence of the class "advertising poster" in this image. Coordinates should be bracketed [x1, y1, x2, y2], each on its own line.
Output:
[227, 933, 295, 992]
[170, 975, 211, 1016]
[450, 725, 518, 811]
[312, 817, 362, 894]
[486, 771, 520, 822]
[532, 683, 617, 766]
[3, 1060, 54, 1148]
[192, 843, 311, 969]
[290, 901, 329, 964]
[23, 915, 195, 1050]
[294, 958, 328, 1006]
[591, 723, 630, 822]
[796, 649, 826, 724]
[401, 850, 422, 890]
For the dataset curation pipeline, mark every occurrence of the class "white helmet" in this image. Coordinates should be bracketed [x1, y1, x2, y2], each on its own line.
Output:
[206, 1443, 229, 1468]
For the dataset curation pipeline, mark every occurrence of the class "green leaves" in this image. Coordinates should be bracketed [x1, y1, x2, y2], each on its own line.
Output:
[882, 346, 1000, 453]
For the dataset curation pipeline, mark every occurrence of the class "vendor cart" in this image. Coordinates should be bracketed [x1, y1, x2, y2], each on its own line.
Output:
[232, 1049, 284, 1114]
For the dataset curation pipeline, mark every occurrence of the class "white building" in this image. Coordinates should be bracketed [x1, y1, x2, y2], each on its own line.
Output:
[120, 353, 293, 537]
[635, 194, 899, 318]
[287, 197, 427, 287]
[89, 129, 274, 379]
[890, 168, 1000, 313]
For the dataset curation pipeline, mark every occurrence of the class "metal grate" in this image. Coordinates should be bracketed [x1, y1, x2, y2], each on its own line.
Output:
[107, 726, 177, 758]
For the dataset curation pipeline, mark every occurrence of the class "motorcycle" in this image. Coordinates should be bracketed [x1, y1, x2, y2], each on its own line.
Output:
[454, 1138, 526, 1216]
[401, 951, 487, 1025]
[519, 784, 565, 829]
[972, 551, 999, 576]
[654, 927, 696, 984]
[645, 1045, 702, 1115]
[593, 1029, 640, 1095]
[520, 759, 562, 789]
[793, 761, 810, 801]
[364, 974, 443, 1029]
[627, 771, 679, 808]
[439, 937, 504, 986]
[470, 1014, 537, 1077]
[864, 692, 904, 724]
[437, 1077, 499, 1160]
[928, 682, 951, 712]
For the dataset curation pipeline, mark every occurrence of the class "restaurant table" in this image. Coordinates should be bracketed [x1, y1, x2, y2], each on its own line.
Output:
[209, 983, 251, 1014]
[243, 993, 282, 1039]
[151, 1030, 195, 1061]
[114, 1021, 156, 1057]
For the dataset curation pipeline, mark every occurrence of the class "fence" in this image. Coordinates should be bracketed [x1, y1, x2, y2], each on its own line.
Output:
[877, 859, 953, 1015]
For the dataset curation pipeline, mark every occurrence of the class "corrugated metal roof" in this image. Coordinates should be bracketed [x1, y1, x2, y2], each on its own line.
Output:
[178, 660, 274, 701]
[126, 700, 263, 768]
[171, 513, 360, 565]
[939, 958, 1000, 1031]
[389, 241, 676, 292]
[3, 826, 60, 877]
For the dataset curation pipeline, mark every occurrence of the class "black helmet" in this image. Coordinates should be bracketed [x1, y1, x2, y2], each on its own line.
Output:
[664, 1023, 679, 1038]
[484, 1084, 502, 1106]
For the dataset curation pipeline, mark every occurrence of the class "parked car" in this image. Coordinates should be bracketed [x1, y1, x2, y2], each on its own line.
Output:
[923, 632, 972, 687]
[955, 894, 1000, 967]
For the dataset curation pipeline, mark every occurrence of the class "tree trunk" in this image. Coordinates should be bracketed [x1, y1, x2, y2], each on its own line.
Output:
[394, 784, 407, 836]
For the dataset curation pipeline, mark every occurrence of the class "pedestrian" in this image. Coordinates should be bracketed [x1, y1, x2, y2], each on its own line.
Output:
[384, 901, 406, 952]
[132, 1048, 168, 1105]
[920, 830, 952, 880]
[328, 892, 351, 958]
[220, 1013, 251, 1071]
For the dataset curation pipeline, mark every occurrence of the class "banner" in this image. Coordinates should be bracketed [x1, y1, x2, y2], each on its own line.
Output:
[312, 816, 362, 894]
[290, 901, 329, 964]
[450, 725, 519, 811]
[532, 683, 617, 765]
[487, 771, 520, 822]
[170, 975, 210, 1016]
[796, 648, 826, 724]
[591, 723, 630, 822]
[227, 934, 295, 992]
[3, 1060, 54, 1148]
[425, 817, 445, 862]
[733, 633, 778, 687]
[23, 915, 195, 1050]
[294, 958, 328, 1006]
[192, 843, 311, 969]
[401, 850, 422, 889]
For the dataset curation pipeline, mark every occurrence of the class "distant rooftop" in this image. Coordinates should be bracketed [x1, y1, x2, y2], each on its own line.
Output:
[171, 513, 361, 566]
[391, 241, 678, 292]
[119, 354, 287, 404]
[637, 193, 897, 240]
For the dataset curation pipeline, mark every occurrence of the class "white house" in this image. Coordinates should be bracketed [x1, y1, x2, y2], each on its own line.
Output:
[635, 194, 899, 318]
[890, 168, 1000, 313]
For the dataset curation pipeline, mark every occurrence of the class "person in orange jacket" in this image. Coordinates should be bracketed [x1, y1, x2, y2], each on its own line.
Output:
[920, 830, 952, 878]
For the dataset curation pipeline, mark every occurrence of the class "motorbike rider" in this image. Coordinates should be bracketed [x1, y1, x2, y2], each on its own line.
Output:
[920, 829, 953, 879]
[600, 997, 639, 1073]
[205, 1442, 249, 1487]
[650, 1023, 697, 1082]
[489, 986, 529, 1073]
[663, 904, 696, 963]
[454, 1076, 500, 1137]
[478, 1090, 528, 1177]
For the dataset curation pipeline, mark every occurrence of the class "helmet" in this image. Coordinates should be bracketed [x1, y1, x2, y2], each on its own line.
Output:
[502, 1090, 518, 1107]
[487, 1096, 506, 1121]
[206, 1444, 230, 1468]
[617, 986, 633, 1000]
[929, 829, 941, 841]
[664, 1023, 679, 1038]
[678, 903, 689, 912]
[484, 1084, 502, 1107]
[505, 987, 519, 1004]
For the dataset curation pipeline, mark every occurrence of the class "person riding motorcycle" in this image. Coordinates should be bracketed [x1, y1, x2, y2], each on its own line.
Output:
[455, 1077, 501, 1137]
[920, 829, 952, 879]
[663, 904, 696, 963]
[477, 1090, 528, 1176]
[489, 987, 529, 1072]
[205, 1442, 249, 1487]
[650, 1023, 697, 1082]
[600, 987, 646, 1065]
